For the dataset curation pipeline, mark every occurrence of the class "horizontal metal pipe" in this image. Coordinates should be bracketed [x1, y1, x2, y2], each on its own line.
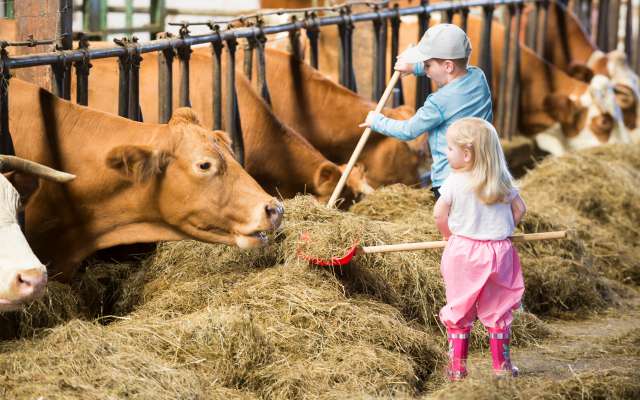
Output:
[8, 0, 533, 70]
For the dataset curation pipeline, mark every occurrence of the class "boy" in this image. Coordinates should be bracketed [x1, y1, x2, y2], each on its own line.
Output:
[360, 24, 493, 199]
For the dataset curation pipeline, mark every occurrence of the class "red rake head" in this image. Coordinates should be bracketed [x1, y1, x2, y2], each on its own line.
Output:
[297, 232, 359, 266]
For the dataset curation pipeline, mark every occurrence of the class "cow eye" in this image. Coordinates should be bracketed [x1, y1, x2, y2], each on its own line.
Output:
[198, 162, 211, 171]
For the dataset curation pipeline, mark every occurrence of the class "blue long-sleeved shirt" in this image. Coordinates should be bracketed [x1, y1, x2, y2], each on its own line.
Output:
[370, 65, 493, 187]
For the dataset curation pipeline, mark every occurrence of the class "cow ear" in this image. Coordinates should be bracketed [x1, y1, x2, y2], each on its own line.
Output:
[4, 172, 40, 208]
[169, 108, 202, 126]
[314, 161, 340, 194]
[543, 94, 576, 123]
[568, 63, 594, 82]
[106, 145, 173, 183]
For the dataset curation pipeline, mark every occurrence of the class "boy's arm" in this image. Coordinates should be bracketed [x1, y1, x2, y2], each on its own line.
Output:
[511, 193, 527, 226]
[365, 99, 445, 141]
[433, 196, 452, 239]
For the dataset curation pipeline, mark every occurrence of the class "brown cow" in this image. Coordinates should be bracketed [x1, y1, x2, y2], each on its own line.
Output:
[72, 51, 373, 207]
[10, 78, 283, 281]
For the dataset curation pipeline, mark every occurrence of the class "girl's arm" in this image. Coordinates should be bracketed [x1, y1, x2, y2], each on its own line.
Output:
[511, 193, 527, 226]
[433, 196, 452, 239]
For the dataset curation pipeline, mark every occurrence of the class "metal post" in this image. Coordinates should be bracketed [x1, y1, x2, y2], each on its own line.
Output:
[372, 6, 387, 101]
[255, 29, 272, 105]
[84, 0, 107, 40]
[117, 40, 130, 118]
[480, 5, 494, 93]
[445, 9, 455, 24]
[536, 0, 549, 59]
[338, 6, 357, 92]
[125, 0, 134, 38]
[289, 15, 303, 61]
[597, 0, 610, 51]
[211, 31, 224, 131]
[526, 0, 540, 50]
[0, 49, 14, 157]
[305, 11, 320, 69]
[416, 0, 431, 110]
[157, 33, 174, 124]
[461, 7, 470, 33]
[52, 51, 72, 100]
[127, 38, 142, 122]
[243, 35, 256, 80]
[608, 0, 620, 52]
[390, 4, 404, 107]
[74, 35, 92, 107]
[625, 0, 633, 63]
[506, 3, 523, 140]
[177, 27, 191, 108]
[225, 36, 244, 165]
[497, 4, 513, 138]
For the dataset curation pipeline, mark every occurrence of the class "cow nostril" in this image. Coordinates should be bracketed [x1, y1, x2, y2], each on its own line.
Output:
[265, 201, 284, 227]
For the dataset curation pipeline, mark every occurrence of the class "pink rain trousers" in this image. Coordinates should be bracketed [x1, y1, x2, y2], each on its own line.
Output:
[439, 235, 525, 330]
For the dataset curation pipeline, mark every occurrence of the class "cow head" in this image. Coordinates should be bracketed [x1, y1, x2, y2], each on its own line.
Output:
[106, 108, 284, 248]
[0, 156, 75, 312]
[541, 75, 628, 155]
[362, 137, 421, 187]
[312, 161, 373, 208]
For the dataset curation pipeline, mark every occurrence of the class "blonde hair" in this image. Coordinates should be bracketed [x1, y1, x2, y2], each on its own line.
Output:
[448, 117, 515, 204]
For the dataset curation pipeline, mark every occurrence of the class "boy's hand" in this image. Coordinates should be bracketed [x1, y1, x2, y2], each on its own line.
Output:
[394, 60, 414, 76]
[359, 111, 381, 128]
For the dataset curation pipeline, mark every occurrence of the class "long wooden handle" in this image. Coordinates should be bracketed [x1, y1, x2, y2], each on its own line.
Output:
[360, 231, 567, 254]
[326, 70, 402, 208]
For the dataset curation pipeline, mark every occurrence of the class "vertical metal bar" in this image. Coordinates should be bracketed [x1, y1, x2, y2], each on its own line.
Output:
[225, 36, 244, 165]
[211, 36, 224, 131]
[390, 4, 404, 107]
[5, 0, 13, 18]
[372, 7, 387, 101]
[255, 31, 272, 106]
[536, 0, 549, 58]
[338, 7, 357, 92]
[585, 0, 593, 38]
[289, 15, 303, 61]
[158, 43, 174, 124]
[0, 50, 14, 157]
[74, 36, 92, 107]
[243, 36, 255, 80]
[416, 0, 431, 110]
[445, 9, 454, 24]
[608, 0, 620, 52]
[497, 5, 513, 138]
[305, 12, 320, 69]
[507, 3, 523, 140]
[461, 7, 469, 33]
[480, 5, 494, 93]
[597, 0, 610, 51]
[526, 1, 539, 50]
[625, 0, 633, 62]
[118, 50, 130, 118]
[634, 3, 640, 73]
[52, 53, 71, 101]
[177, 45, 191, 108]
[128, 41, 142, 122]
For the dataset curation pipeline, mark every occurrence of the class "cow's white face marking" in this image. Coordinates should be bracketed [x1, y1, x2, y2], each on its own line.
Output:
[0, 174, 47, 312]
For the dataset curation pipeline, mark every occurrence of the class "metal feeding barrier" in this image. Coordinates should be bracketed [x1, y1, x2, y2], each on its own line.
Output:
[0, 0, 630, 168]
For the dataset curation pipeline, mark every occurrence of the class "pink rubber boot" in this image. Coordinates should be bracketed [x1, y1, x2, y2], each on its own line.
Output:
[446, 328, 470, 381]
[488, 327, 519, 377]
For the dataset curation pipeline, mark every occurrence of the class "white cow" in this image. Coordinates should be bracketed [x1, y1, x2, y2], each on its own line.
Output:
[0, 155, 75, 312]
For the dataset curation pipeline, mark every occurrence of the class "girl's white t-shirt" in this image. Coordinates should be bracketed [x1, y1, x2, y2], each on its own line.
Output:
[439, 171, 517, 240]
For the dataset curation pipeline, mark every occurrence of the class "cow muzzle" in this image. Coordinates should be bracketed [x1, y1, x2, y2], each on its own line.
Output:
[233, 199, 284, 248]
[0, 266, 47, 311]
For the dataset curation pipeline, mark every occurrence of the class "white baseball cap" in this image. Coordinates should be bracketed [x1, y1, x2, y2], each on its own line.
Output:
[398, 23, 472, 64]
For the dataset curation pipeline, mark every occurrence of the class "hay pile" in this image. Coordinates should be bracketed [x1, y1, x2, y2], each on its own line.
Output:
[1, 143, 639, 398]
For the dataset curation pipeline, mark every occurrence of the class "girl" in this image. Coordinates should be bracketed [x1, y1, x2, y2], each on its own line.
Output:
[433, 117, 526, 381]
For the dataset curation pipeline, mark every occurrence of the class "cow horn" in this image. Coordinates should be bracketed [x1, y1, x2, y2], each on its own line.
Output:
[0, 155, 76, 182]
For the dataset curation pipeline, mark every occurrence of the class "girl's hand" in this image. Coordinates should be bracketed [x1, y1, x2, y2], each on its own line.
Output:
[358, 111, 381, 128]
[394, 61, 414, 76]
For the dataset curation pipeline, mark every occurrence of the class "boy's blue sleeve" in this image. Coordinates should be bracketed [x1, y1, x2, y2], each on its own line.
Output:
[370, 98, 444, 141]
[413, 62, 425, 76]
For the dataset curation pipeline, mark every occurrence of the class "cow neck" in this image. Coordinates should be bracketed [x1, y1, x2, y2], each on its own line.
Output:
[234, 73, 333, 197]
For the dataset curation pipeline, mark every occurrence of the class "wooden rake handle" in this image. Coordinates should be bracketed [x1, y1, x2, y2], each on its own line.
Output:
[360, 231, 567, 254]
[326, 70, 402, 208]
